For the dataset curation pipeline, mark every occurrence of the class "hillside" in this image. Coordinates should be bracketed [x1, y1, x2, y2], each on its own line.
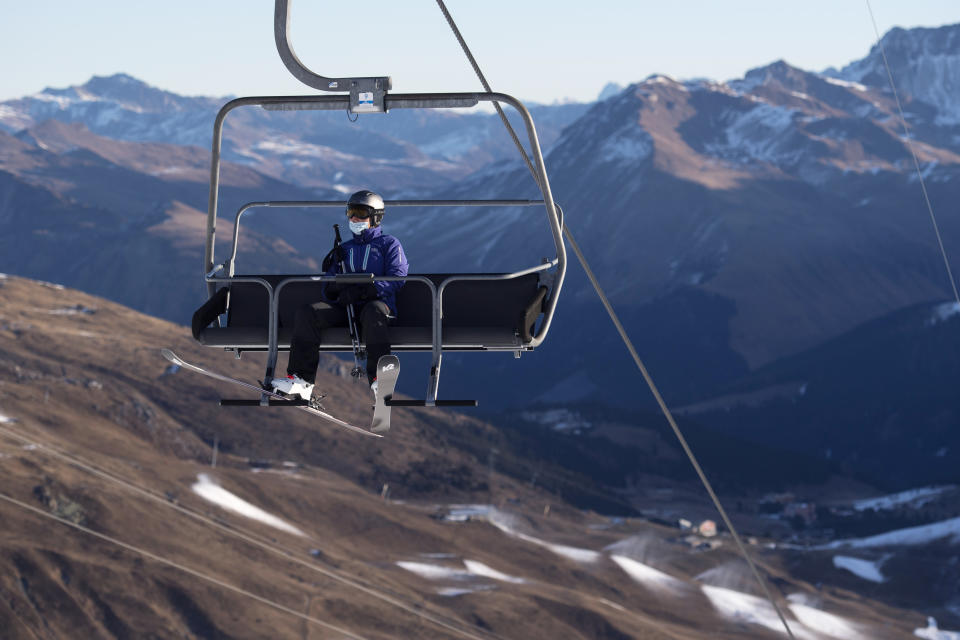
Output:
[682, 299, 960, 490]
[0, 274, 936, 639]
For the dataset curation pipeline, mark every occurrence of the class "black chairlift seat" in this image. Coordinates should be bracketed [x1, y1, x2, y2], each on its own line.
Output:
[192, 272, 549, 352]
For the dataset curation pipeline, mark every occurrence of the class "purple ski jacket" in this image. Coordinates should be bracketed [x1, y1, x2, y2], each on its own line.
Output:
[323, 226, 408, 315]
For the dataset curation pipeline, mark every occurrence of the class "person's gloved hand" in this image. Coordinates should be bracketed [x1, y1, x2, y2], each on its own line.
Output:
[338, 283, 377, 306]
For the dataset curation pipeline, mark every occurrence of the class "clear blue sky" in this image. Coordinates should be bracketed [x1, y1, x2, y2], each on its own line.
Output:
[3, 1, 959, 103]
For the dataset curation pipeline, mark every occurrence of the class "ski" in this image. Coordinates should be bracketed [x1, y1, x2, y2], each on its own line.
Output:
[161, 349, 382, 439]
[371, 355, 400, 433]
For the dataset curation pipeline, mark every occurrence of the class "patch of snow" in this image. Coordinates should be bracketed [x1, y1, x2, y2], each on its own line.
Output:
[255, 138, 346, 160]
[644, 75, 687, 91]
[436, 586, 492, 597]
[820, 516, 960, 549]
[520, 408, 592, 433]
[524, 536, 601, 563]
[599, 598, 628, 612]
[150, 166, 194, 176]
[915, 617, 960, 640]
[789, 91, 813, 101]
[332, 183, 352, 194]
[702, 585, 815, 638]
[0, 412, 15, 424]
[29, 92, 79, 108]
[927, 302, 960, 327]
[832, 555, 886, 583]
[398, 559, 524, 585]
[463, 560, 525, 584]
[705, 103, 801, 167]
[47, 305, 97, 316]
[599, 125, 653, 163]
[909, 161, 940, 183]
[439, 504, 493, 522]
[788, 601, 866, 639]
[397, 561, 471, 581]
[853, 486, 954, 511]
[823, 77, 869, 92]
[487, 510, 601, 563]
[190, 473, 304, 537]
[611, 555, 686, 593]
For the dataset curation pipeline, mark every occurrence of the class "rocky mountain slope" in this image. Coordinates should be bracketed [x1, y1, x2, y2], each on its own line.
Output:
[678, 299, 960, 490]
[0, 273, 944, 639]
[395, 23, 960, 412]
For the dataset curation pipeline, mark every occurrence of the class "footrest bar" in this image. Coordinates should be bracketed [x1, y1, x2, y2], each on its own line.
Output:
[386, 399, 478, 407]
[220, 398, 310, 407]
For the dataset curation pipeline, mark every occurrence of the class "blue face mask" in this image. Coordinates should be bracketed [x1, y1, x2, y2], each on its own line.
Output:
[349, 220, 370, 235]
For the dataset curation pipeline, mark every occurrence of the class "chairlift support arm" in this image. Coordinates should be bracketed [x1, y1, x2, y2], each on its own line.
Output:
[274, 0, 391, 112]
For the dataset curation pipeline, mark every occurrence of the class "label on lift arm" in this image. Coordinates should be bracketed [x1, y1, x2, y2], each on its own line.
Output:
[353, 91, 380, 113]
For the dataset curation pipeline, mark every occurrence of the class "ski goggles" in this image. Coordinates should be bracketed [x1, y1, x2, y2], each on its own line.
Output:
[346, 204, 375, 219]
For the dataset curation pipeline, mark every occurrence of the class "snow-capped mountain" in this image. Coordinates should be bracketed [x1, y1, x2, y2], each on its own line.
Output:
[829, 24, 960, 126]
[0, 73, 588, 193]
[0, 73, 220, 147]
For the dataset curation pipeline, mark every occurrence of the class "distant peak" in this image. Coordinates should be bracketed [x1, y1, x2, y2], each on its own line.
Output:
[732, 60, 813, 93]
[597, 82, 624, 101]
[90, 72, 142, 84]
[743, 59, 805, 80]
[643, 74, 679, 85]
[83, 73, 154, 93]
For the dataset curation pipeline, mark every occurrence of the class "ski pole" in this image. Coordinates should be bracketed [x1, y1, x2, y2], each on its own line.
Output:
[333, 224, 365, 380]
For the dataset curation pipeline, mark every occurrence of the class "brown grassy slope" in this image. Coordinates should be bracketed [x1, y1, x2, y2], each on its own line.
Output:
[0, 275, 923, 639]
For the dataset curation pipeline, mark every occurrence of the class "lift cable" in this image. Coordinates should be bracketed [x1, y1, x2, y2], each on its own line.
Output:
[0, 424, 501, 640]
[433, 1, 797, 636]
[0, 490, 370, 640]
[865, 0, 960, 305]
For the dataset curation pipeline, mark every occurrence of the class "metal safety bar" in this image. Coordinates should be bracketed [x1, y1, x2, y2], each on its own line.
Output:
[226, 199, 547, 277]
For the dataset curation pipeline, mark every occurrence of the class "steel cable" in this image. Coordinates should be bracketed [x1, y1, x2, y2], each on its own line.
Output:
[0, 423, 500, 640]
[433, 1, 796, 636]
[0, 490, 369, 640]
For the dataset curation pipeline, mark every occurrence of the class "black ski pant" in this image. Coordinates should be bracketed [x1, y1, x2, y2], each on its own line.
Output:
[287, 300, 391, 385]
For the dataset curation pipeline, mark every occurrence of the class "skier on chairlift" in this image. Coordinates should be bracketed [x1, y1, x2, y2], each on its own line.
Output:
[271, 190, 408, 401]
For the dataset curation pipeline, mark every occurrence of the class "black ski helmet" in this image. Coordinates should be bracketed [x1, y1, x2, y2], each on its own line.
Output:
[347, 190, 385, 226]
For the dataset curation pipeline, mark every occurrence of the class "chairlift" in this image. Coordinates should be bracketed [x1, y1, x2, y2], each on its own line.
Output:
[190, 0, 566, 407]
